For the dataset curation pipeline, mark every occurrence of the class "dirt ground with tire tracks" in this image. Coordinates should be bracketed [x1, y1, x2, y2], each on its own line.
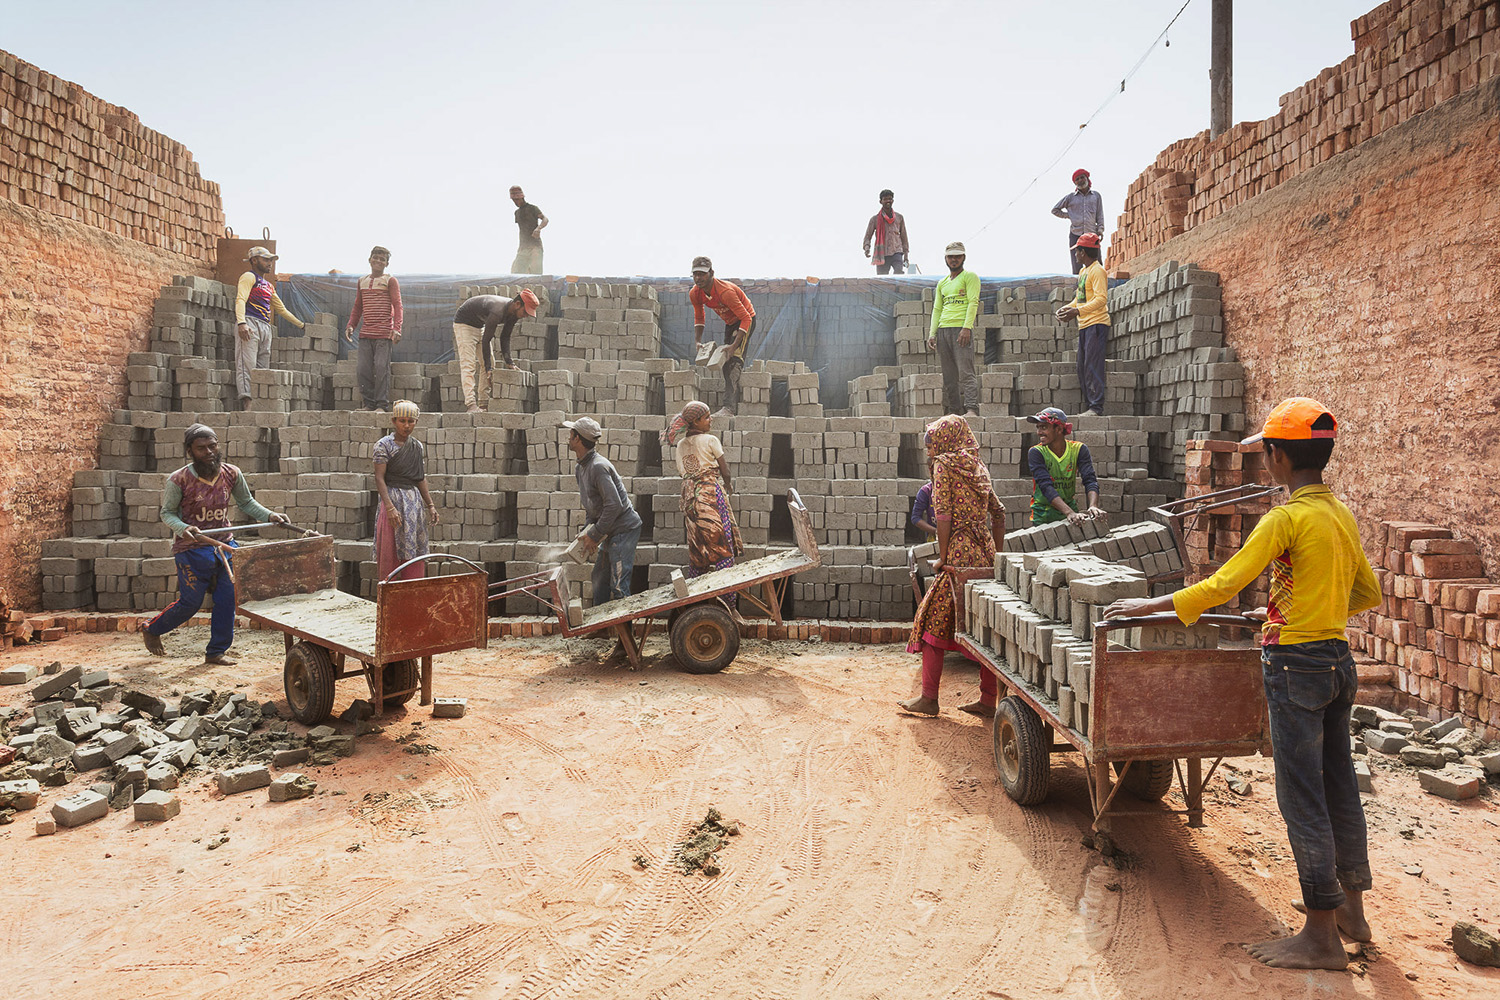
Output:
[4, 627, 1499, 999]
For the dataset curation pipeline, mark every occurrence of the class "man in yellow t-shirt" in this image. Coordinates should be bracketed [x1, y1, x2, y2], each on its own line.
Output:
[1103, 398, 1381, 973]
[1054, 231, 1110, 416]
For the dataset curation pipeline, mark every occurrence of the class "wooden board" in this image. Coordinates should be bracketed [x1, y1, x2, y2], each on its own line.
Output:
[233, 536, 335, 606]
[576, 548, 811, 632]
[239, 589, 379, 660]
[376, 572, 489, 662]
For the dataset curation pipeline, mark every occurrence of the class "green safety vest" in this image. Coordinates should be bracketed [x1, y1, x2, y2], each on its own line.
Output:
[1030, 440, 1081, 525]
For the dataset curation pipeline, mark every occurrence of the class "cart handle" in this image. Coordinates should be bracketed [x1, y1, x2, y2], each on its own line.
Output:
[198, 521, 316, 536]
[385, 553, 488, 582]
[1094, 612, 1263, 634]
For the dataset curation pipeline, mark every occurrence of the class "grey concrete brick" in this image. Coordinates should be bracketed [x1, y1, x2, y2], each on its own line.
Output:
[1363, 730, 1409, 754]
[31, 665, 84, 701]
[98, 729, 142, 761]
[0, 664, 38, 685]
[35, 816, 57, 836]
[121, 690, 168, 718]
[1418, 766, 1481, 801]
[0, 778, 41, 810]
[216, 764, 272, 795]
[432, 698, 467, 719]
[272, 747, 310, 768]
[1353, 759, 1373, 792]
[71, 745, 111, 770]
[133, 790, 181, 822]
[30, 732, 77, 762]
[146, 764, 180, 790]
[1425, 716, 1466, 740]
[268, 773, 317, 802]
[52, 789, 109, 827]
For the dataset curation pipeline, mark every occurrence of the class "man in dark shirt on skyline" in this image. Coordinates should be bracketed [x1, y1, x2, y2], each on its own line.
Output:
[510, 185, 548, 275]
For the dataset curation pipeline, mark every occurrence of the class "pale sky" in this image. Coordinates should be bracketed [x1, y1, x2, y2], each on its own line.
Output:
[10, 0, 1372, 278]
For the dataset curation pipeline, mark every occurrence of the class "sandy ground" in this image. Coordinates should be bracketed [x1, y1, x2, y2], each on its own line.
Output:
[4, 628, 1499, 1000]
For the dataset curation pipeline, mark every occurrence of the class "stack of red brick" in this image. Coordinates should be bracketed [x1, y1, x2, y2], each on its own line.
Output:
[1181, 440, 1275, 622]
[1112, 0, 1500, 266]
[1350, 521, 1500, 738]
[0, 49, 223, 260]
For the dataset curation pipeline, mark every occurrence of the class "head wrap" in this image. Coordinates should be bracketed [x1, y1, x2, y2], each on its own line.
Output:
[183, 423, 216, 452]
[923, 414, 995, 500]
[393, 400, 420, 421]
[661, 400, 711, 448]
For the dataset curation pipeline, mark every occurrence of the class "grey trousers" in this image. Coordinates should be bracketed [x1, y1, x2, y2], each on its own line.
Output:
[235, 316, 274, 400]
[512, 246, 544, 275]
[935, 326, 979, 412]
[357, 337, 392, 409]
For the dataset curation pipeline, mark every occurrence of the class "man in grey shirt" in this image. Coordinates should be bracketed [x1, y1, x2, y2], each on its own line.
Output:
[1052, 169, 1105, 274]
[563, 416, 642, 605]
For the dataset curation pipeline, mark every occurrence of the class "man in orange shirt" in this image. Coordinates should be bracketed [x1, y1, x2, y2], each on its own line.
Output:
[689, 255, 756, 418]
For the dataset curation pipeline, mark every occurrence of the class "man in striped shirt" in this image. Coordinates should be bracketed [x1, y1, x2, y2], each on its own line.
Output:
[235, 246, 306, 411]
[344, 245, 404, 411]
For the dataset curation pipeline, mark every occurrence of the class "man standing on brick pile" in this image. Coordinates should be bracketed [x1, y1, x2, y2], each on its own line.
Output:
[1051, 168, 1104, 274]
[510, 185, 548, 274]
[235, 246, 306, 411]
[451, 290, 539, 413]
[928, 242, 980, 418]
[343, 245, 403, 412]
[563, 416, 642, 606]
[141, 424, 295, 665]
[863, 189, 912, 275]
[1054, 232, 1110, 416]
[690, 256, 757, 419]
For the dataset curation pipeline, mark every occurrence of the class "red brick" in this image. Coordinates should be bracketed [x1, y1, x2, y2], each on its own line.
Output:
[1475, 588, 1500, 617]
[1411, 537, 1480, 556]
[1413, 552, 1487, 578]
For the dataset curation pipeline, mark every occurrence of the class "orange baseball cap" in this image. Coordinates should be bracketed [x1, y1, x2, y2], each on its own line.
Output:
[518, 288, 539, 317]
[1241, 397, 1337, 445]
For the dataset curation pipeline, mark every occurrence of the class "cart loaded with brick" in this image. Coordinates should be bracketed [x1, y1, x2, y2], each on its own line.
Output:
[490, 489, 821, 673]
[231, 533, 489, 724]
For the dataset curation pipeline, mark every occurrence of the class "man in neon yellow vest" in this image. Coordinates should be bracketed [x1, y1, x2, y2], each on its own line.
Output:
[1026, 407, 1106, 525]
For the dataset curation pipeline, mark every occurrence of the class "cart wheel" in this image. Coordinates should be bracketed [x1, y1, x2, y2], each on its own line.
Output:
[382, 659, 420, 708]
[670, 603, 739, 674]
[284, 641, 335, 725]
[993, 696, 1051, 805]
[1114, 759, 1175, 801]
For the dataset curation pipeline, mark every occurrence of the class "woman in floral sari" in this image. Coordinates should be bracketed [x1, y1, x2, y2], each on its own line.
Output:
[664, 401, 743, 602]
[373, 400, 438, 581]
[900, 414, 1006, 717]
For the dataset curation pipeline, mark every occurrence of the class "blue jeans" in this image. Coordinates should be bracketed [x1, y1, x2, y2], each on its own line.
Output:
[1262, 640, 1371, 911]
[145, 542, 238, 655]
[591, 524, 640, 606]
[1077, 323, 1108, 414]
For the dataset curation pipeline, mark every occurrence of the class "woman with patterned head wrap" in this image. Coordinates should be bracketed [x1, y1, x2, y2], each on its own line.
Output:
[664, 400, 743, 603]
[374, 400, 439, 581]
[899, 414, 1007, 718]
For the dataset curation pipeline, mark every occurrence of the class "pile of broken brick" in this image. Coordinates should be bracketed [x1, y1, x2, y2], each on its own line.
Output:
[1353, 705, 1500, 801]
[0, 660, 385, 833]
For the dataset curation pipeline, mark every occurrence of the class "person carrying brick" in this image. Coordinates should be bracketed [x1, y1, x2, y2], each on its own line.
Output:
[1052, 168, 1104, 274]
[563, 416, 642, 605]
[510, 185, 548, 274]
[234, 246, 306, 411]
[863, 189, 911, 275]
[1054, 231, 1110, 416]
[343, 245, 403, 411]
[928, 242, 980, 418]
[1025, 407, 1104, 526]
[141, 423, 294, 664]
[451, 290, 539, 413]
[1103, 398, 1381, 971]
[690, 256, 756, 419]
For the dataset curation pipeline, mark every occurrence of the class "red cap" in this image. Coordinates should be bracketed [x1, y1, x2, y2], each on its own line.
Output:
[1072, 168, 1090, 183]
[519, 288, 539, 317]
[1241, 397, 1338, 445]
[1071, 232, 1102, 250]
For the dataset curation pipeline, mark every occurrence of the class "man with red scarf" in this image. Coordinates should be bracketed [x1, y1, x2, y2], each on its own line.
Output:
[862, 189, 911, 275]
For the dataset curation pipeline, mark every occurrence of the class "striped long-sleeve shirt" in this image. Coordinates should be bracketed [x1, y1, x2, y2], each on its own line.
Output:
[349, 273, 403, 339]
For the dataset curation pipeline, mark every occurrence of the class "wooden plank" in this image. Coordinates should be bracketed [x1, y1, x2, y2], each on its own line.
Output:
[575, 548, 813, 632]
[233, 536, 335, 605]
[240, 589, 379, 660]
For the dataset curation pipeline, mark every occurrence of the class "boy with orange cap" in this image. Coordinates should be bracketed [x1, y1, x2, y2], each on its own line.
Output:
[1104, 398, 1381, 971]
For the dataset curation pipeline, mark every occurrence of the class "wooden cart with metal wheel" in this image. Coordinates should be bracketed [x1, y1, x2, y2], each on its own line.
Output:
[489, 489, 821, 674]
[953, 594, 1270, 847]
[232, 534, 490, 724]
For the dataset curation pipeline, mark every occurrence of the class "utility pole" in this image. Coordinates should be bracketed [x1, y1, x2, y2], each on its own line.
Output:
[1210, 0, 1233, 138]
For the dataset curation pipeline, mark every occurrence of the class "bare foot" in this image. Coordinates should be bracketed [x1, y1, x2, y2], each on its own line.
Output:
[958, 701, 996, 718]
[142, 629, 165, 656]
[204, 653, 238, 666]
[897, 696, 940, 716]
[1292, 893, 1371, 942]
[1247, 911, 1349, 970]
[963, 410, 979, 419]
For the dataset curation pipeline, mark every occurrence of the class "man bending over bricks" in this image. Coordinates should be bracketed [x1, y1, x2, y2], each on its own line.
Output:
[929, 242, 980, 417]
[1025, 407, 1105, 526]
[1054, 231, 1110, 416]
[235, 246, 306, 411]
[690, 256, 756, 419]
[142, 424, 294, 664]
[344, 245, 403, 411]
[451, 289, 539, 413]
[563, 416, 642, 606]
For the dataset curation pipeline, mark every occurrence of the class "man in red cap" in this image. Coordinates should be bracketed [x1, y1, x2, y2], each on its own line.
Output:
[1051, 169, 1104, 274]
[451, 290, 539, 412]
[1104, 398, 1380, 971]
[1054, 232, 1109, 415]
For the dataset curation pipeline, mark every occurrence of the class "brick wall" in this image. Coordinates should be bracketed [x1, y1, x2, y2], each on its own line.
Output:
[1111, 0, 1500, 264]
[0, 49, 223, 259]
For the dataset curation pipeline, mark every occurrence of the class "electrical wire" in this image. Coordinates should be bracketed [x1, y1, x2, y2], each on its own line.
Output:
[970, 0, 1197, 239]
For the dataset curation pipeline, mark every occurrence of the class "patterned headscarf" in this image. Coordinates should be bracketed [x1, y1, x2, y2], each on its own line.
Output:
[393, 400, 420, 421]
[924, 414, 994, 499]
[662, 400, 711, 448]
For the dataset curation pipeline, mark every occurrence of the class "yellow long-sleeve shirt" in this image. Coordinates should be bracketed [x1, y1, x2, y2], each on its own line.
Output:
[1172, 484, 1380, 646]
[235, 271, 304, 327]
[1073, 261, 1110, 328]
